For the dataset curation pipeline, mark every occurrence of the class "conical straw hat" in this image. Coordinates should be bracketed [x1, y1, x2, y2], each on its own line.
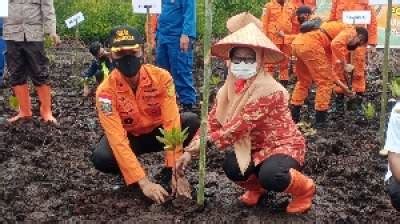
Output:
[212, 23, 285, 64]
[226, 12, 262, 33]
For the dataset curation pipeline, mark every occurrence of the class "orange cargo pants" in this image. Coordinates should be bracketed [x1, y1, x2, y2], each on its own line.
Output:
[264, 43, 291, 81]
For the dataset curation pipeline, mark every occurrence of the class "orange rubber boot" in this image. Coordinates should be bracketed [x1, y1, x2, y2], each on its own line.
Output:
[7, 84, 32, 123]
[284, 169, 316, 214]
[236, 175, 265, 206]
[36, 85, 57, 124]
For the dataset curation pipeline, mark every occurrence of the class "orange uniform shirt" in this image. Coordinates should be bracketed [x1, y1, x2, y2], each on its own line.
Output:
[262, 0, 297, 45]
[96, 64, 181, 185]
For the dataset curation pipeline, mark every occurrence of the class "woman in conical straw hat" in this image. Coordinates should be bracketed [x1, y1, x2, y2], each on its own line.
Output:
[176, 23, 315, 214]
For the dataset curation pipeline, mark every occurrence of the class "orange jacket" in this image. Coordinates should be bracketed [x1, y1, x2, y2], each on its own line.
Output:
[262, 0, 297, 44]
[96, 64, 181, 185]
[329, 0, 377, 45]
[291, 0, 316, 9]
[324, 22, 357, 66]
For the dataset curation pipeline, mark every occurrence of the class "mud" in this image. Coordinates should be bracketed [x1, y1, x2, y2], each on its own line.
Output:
[0, 45, 399, 223]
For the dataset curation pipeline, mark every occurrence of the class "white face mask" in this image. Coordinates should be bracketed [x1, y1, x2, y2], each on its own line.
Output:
[230, 62, 258, 80]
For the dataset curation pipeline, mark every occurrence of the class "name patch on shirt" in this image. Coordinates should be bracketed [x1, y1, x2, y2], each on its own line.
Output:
[98, 95, 113, 115]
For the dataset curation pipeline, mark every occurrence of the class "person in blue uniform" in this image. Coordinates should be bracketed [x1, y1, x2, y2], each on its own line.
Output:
[156, 0, 197, 112]
[0, 18, 5, 88]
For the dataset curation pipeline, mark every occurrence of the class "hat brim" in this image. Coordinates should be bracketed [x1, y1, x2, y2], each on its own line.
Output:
[111, 44, 141, 52]
[211, 23, 286, 64]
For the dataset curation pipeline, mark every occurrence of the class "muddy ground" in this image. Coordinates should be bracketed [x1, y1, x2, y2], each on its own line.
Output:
[0, 44, 399, 223]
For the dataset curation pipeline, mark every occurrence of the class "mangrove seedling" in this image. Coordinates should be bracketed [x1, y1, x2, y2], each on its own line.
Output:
[363, 102, 376, 120]
[390, 77, 400, 98]
[156, 127, 189, 196]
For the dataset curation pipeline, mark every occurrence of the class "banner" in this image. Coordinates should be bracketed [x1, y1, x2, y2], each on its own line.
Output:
[0, 0, 8, 17]
[316, 0, 400, 48]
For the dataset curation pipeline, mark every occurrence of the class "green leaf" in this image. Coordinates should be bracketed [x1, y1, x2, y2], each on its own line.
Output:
[391, 77, 400, 97]
[363, 102, 376, 120]
[9, 96, 19, 111]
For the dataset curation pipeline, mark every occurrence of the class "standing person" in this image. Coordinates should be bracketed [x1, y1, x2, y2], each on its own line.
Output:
[384, 99, 400, 211]
[290, 21, 369, 127]
[82, 41, 113, 97]
[156, 0, 197, 112]
[4, 0, 60, 124]
[176, 24, 316, 214]
[261, 0, 297, 87]
[0, 18, 5, 88]
[91, 26, 200, 204]
[329, 0, 377, 114]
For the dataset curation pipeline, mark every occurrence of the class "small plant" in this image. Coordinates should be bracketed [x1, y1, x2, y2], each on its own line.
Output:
[210, 74, 222, 88]
[8, 95, 19, 111]
[156, 127, 189, 197]
[390, 77, 400, 98]
[362, 102, 376, 120]
[156, 127, 189, 151]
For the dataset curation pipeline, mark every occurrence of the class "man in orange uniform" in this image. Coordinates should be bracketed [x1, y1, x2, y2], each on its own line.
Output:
[291, 0, 317, 34]
[262, 0, 297, 87]
[290, 21, 369, 128]
[91, 26, 200, 204]
[329, 0, 377, 113]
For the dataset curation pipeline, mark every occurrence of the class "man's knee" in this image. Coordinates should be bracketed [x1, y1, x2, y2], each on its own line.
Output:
[258, 155, 300, 192]
[223, 151, 255, 182]
[387, 178, 400, 211]
[181, 112, 200, 146]
[91, 136, 120, 174]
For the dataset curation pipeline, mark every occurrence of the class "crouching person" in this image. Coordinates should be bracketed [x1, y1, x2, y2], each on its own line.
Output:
[385, 99, 400, 211]
[82, 41, 113, 97]
[176, 24, 315, 213]
[91, 26, 200, 204]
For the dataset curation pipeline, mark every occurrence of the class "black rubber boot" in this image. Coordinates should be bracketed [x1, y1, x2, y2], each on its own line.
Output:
[181, 104, 193, 113]
[388, 98, 397, 112]
[290, 105, 302, 123]
[314, 110, 328, 129]
[332, 94, 345, 114]
[280, 80, 289, 88]
[354, 93, 364, 117]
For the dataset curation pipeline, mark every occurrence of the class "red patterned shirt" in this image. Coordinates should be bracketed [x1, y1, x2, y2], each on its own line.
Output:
[207, 91, 306, 166]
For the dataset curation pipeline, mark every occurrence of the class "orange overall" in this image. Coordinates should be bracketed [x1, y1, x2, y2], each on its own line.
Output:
[262, 0, 297, 81]
[329, 0, 377, 93]
[291, 21, 357, 111]
[95, 64, 181, 185]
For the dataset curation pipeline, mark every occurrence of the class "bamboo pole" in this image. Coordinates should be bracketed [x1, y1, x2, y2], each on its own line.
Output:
[379, 0, 393, 147]
[197, 0, 212, 206]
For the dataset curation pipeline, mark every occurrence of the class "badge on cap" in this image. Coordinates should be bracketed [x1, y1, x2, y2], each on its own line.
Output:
[98, 94, 113, 115]
[114, 29, 135, 43]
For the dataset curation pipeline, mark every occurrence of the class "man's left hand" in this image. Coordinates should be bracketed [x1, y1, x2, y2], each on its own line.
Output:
[180, 35, 190, 52]
[171, 174, 192, 199]
[50, 34, 61, 47]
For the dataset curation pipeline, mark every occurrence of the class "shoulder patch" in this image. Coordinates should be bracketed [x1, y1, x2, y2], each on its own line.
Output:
[98, 94, 113, 115]
[167, 82, 176, 97]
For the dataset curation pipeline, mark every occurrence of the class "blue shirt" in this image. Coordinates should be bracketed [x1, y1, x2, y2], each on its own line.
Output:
[157, 0, 196, 40]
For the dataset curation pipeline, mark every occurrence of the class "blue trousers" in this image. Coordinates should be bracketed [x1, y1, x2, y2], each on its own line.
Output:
[0, 37, 5, 83]
[156, 36, 196, 105]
